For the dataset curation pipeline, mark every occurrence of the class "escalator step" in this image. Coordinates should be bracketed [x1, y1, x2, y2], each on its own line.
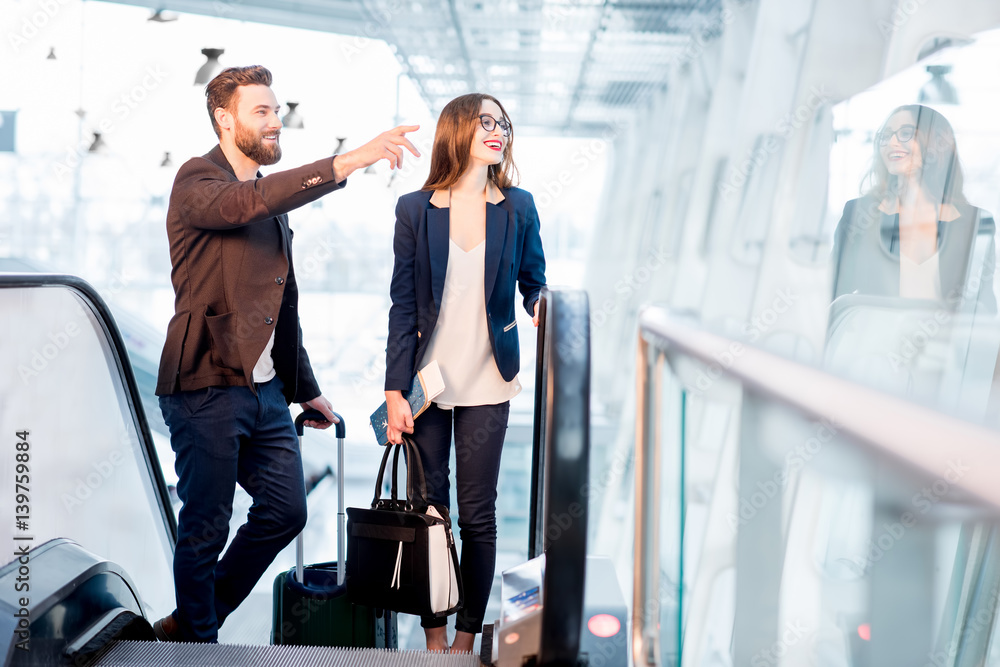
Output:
[95, 640, 482, 666]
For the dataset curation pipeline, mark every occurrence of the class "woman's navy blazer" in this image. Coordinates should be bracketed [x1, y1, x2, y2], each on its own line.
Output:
[385, 186, 546, 392]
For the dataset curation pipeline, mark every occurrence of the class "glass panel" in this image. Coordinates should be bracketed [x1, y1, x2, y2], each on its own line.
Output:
[758, 403, 876, 666]
[656, 351, 683, 665]
[655, 349, 1000, 666]
[660, 351, 742, 667]
[0, 284, 174, 620]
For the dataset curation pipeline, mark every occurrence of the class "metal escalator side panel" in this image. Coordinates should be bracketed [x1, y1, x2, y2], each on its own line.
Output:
[534, 288, 592, 665]
[578, 556, 628, 667]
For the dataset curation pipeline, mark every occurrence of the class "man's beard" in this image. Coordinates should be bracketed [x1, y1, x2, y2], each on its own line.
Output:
[234, 117, 281, 166]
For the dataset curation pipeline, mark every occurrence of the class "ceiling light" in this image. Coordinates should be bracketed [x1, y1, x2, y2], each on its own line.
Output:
[148, 9, 178, 22]
[46, 47, 56, 60]
[334, 137, 347, 154]
[161, 151, 173, 167]
[916, 36, 971, 62]
[88, 132, 107, 153]
[281, 102, 304, 129]
[918, 65, 958, 105]
[194, 48, 225, 85]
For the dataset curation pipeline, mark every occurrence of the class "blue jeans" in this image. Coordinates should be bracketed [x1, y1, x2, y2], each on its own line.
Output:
[410, 402, 510, 634]
[159, 377, 306, 642]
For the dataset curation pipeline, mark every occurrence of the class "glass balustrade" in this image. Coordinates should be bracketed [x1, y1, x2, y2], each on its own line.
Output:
[635, 307, 1000, 667]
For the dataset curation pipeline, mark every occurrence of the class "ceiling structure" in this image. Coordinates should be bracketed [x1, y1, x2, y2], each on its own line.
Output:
[106, 0, 723, 134]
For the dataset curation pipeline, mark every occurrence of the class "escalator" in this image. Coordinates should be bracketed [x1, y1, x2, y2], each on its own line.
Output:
[0, 276, 624, 667]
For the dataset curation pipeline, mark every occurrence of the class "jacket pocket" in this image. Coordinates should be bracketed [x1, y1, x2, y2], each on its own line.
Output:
[204, 310, 242, 371]
[503, 320, 517, 333]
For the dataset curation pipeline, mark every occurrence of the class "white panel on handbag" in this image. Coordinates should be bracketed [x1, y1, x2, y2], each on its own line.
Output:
[426, 506, 458, 613]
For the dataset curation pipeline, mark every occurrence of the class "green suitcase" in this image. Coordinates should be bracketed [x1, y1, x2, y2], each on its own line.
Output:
[271, 410, 397, 647]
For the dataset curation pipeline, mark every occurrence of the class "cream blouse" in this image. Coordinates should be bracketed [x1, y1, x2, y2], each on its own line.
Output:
[420, 185, 521, 409]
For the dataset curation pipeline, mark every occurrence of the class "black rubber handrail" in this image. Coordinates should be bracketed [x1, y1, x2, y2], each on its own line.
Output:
[528, 286, 591, 666]
[0, 273, 178, 546]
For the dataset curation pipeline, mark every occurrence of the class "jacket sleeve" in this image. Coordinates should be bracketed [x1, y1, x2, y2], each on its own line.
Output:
[518, 194, 547, 315]
[173, 156, 345, 230]
[385, 198, 419, 391]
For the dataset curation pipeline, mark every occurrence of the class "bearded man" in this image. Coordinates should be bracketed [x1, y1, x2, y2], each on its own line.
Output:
[153, 65, 418, 643]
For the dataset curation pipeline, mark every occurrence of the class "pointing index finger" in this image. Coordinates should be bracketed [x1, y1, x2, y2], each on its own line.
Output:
[399, 136, 420, 157]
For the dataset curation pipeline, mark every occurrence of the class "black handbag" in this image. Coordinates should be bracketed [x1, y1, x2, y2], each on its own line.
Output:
[346, 436, 463, 618]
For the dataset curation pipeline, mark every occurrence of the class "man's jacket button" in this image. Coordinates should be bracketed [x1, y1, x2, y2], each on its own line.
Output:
[264, 316, 274, 325]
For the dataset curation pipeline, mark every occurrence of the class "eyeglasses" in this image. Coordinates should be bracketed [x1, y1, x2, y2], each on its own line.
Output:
[479, 114, 511, 137]
[876, 124, 916, 146]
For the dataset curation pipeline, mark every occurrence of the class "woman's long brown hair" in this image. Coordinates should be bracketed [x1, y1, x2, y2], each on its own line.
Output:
[422, 93, 519, 191]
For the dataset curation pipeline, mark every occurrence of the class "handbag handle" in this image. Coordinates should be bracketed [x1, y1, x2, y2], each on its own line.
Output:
[390, 436, 429, 511]
[390, 440, 404, 503]
[371, 443, 393, 508]
[370, 437, 430, 511]
[401, 436, 429, 511]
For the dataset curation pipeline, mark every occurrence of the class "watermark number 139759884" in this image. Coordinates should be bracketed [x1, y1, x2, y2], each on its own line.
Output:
[13, 429, 32, 652]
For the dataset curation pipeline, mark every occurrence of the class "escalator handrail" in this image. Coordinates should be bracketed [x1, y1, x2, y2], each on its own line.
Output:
[529, 286, 591, 666]
[0, 273, 178, 545]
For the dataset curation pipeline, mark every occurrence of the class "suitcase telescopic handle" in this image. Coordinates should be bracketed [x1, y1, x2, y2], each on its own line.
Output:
[295, 408, 346, 439]
[293, 408, 347, 585]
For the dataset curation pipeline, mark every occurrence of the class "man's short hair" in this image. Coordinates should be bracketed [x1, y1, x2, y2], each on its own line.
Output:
[205, 66, 273, 138]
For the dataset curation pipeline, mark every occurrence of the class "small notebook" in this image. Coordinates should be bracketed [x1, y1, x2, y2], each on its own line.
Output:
[369, 360, 445, 446]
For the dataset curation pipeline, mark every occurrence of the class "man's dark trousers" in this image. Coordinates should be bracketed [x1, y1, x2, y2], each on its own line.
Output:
[159, 375, 306, 642]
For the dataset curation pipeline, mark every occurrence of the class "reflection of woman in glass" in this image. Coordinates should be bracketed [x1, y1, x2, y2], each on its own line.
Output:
[831, 104, 995, 309]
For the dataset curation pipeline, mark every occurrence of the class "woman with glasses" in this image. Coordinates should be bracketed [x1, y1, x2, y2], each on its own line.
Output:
[831, 104, 995, 308]
[383, 93, 546, 651]
[826, 104, 997, 408]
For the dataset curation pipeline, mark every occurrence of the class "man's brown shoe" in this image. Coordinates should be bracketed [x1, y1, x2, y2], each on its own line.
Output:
[152, 613, 180, 642]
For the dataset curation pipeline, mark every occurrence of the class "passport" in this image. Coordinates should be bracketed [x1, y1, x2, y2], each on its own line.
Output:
[369, 360, 445, 446]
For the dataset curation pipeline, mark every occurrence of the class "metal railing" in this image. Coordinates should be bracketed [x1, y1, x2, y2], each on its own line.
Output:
[633, 305, 1000, 666]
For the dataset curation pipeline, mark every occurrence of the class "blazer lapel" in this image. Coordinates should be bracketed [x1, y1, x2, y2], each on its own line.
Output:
[427, 207, 450, 309]
[484, 201, 512, 303]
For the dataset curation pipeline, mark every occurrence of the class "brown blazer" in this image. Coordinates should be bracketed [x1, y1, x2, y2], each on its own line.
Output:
[155, 145, 344, 404]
